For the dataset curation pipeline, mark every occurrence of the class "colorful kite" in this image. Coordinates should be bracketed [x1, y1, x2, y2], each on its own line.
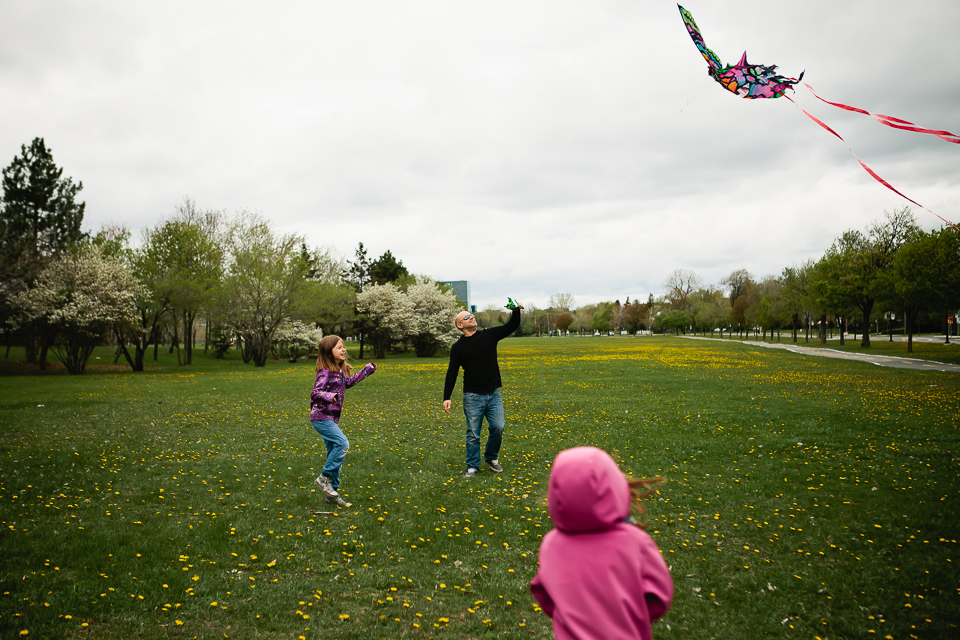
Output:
[677, 4, 959, 230]
[678, 4, 803, 99]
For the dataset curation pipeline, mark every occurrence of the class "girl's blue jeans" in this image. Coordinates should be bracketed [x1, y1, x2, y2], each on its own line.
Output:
[311, 419, 348, 490]
[462, 389, 504, 470]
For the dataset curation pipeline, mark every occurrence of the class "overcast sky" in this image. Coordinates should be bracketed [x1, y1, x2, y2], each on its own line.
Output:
[3, 1, 958, 310]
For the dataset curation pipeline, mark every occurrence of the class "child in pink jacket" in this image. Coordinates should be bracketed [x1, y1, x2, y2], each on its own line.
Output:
[530, 446, 673, 640]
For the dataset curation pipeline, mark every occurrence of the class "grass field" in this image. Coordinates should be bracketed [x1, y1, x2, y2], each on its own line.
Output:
[1, 336, 958, 639]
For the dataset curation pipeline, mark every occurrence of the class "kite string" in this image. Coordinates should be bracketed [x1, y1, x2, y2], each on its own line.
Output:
[784, 95, 959, 232]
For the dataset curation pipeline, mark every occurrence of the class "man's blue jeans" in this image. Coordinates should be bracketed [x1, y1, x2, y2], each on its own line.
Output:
[462, 389, 504, 470]
[311, 419, 348, 490]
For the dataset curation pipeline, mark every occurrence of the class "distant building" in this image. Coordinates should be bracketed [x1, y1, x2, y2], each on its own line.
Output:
[442, 280, 471, 311]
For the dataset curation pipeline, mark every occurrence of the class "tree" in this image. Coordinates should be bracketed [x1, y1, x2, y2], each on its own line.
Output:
[591, 304, 613, 333]
[549, 293, 576, 311]
[755, 275, 786, 340]
[1, 137, 86, 364]
[889, 226, 960, 352]
[356, 283, 414, 358]
[781, 260, 818, 342]
[405, 281, 461, 357]
[343, 242, 374, 357]
[90, 225, 155, 371]
[731, 294, 752, 337]
[664, 269, 702, 311]
[817, 209, 918, 347]
[295, 244, 356, 337]
[722, 269, 753, 305]
[272, 320, 324, 363]
[555, 312, 574, 333]
[369, 249, 409, 285]
[9, 243, 142, 374]
[217, 212, 307, 367]
[143, 210, 223, 366]
[690, 287, 726, 335]
[621, 299, 649, 334]
[478, 304, 507, 329]
[344, 242, 373, 291]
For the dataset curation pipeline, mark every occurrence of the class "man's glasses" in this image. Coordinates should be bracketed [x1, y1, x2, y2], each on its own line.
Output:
[461, 314, 474, 321]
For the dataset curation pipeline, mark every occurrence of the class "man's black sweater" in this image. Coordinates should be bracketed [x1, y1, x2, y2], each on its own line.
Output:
[443, 308, 521, 400]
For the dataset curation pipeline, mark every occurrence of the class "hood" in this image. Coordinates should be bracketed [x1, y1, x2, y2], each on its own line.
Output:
[547, 446, 630, 533]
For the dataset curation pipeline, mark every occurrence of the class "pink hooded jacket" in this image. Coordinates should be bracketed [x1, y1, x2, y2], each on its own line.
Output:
[530, 447, 673, 640]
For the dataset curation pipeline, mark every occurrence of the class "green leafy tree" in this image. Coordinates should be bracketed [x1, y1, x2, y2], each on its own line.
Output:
[295, 244, 356, 337]
[217, 212, 307, 367]
[815, 209, 918, 347]
[142, 215, 222, 366]
[781, 260, 818, 342]
[889, 227, 960, 352]
[591, 304, 613, 333]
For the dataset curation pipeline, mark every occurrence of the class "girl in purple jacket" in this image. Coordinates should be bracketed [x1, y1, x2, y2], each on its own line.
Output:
[531, 447, 673, 640]
[310, 335, 376, 508]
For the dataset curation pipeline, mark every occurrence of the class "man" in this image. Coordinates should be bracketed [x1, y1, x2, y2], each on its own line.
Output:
[443, 302, 523, 477]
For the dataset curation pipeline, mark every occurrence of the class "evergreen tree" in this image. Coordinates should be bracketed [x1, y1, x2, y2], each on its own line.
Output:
[369, 249, 409, 285]
[1, 138, 85, 272]
[1, 138, 86, 363]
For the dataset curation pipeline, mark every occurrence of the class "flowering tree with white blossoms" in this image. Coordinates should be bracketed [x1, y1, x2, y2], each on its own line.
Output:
[272, 320, 323, 363]
[9, 243, 143, 374]
[406, 281, 462, 357]
[356, 283, 414, 359]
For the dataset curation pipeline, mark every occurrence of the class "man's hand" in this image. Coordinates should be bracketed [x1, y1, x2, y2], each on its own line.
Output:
[443, 400, 451, 414]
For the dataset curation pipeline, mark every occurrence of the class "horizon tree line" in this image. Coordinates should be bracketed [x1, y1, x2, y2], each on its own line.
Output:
[3, 138, 957, 373]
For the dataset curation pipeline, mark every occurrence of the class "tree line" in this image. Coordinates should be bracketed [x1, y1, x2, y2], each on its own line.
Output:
[0, 138, 461, 374]
[3, 139, 957, 373]
[511, 208, 959, 353]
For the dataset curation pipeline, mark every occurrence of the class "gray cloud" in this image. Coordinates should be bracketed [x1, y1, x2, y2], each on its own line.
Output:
[2, 0, 957, 310]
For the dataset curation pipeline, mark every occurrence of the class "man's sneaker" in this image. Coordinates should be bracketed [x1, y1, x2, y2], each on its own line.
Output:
[314, 475, 338, 497]
[325, 494, 352, 508]
[485, 459, 503, 473]
[464, 467, 479, 478]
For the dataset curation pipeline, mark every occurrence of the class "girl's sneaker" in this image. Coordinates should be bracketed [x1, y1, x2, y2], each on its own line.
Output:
[325, 494, 352, 508]
[315, 475, 338, 497]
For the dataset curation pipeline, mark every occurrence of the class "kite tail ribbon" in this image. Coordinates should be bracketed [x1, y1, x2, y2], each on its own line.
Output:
[803, 83, 960, 145]
[784, 95, 959, 232]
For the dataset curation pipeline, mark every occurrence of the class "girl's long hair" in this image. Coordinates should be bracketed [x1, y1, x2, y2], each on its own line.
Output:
[315, 335, 352, 375]
[627, 476, 666, 530]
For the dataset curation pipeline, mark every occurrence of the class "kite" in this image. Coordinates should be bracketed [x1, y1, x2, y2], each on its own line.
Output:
[678, 4, 803, 99]
[677, 4, 959, 230]
[504, 297, 521, 310]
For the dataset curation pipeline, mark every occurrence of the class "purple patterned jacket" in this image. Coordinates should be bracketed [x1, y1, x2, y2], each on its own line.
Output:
[309, 363, 377, 424]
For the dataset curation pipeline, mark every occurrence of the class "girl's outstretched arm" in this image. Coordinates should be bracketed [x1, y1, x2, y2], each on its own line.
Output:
[345, 362, 377, 388]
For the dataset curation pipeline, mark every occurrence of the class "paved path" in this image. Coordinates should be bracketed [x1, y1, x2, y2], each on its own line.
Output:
[683, 336, 960, 372]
